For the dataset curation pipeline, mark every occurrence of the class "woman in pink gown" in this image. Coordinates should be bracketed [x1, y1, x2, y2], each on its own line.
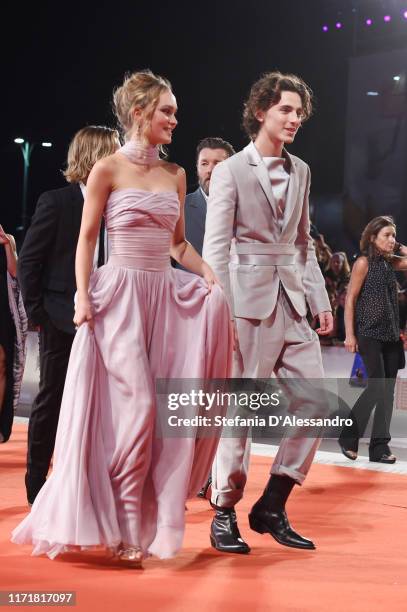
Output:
[12, 70, 232, 565]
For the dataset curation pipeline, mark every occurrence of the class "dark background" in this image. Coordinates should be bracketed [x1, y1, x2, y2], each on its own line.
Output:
[2, 0, 407, 246]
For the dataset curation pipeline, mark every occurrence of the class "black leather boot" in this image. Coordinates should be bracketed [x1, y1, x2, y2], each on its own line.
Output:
[248, 475, 315, 550]
[210, 506, 250, 554]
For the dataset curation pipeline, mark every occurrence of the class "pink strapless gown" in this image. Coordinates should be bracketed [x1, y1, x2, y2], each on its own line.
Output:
[12, 189, 232, 559]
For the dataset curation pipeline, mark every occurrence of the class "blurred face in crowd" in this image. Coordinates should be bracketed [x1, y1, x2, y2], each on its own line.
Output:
[197, 148, 229, 195]
[331, 254, 344, 275]
[256, 91, 303, 147]
[373, 225, 396, 255]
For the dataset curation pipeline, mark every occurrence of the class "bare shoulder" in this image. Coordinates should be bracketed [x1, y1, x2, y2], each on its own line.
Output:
[93, 154, 118, 175]
[159, 159, 185, 178]
[159, 161, 186, 192]
[88, 155, 118, 186]
[353, 256, 369, 273]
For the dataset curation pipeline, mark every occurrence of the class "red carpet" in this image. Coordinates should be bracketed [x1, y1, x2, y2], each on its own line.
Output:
[1, 425, 406, 611]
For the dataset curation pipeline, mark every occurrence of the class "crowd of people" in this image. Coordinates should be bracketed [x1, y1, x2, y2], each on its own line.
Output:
[1, 68, 406, 569]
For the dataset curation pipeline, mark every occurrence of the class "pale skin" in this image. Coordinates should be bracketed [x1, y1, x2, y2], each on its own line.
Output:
[253, 90, 333, 336]
[345, 225, 407, 353]
[74, 89, 219, 330]
[0, 225, 17, 429]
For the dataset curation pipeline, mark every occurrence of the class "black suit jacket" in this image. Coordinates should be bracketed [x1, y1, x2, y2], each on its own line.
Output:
[184, 187, 207, 256]
[18, 183, 84, 334]
[173, 187, 207, 271]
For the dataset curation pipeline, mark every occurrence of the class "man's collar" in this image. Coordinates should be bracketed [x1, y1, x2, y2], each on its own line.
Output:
[199, 186, 208, 202]
[244, 140, 293, 169]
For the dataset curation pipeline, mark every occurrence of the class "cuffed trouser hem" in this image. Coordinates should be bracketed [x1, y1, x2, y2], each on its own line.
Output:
[270, 465, 305, 485]
[211, 489, 244, 508]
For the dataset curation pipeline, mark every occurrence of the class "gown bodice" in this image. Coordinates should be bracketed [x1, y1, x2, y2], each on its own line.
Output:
[106, 188, 179, 271]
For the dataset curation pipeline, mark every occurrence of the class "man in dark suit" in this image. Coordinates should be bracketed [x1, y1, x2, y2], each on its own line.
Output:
[18, 125, 119, 504]
[181, 137, 235, 262]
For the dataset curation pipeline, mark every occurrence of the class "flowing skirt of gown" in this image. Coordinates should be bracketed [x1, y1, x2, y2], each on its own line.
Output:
[12, 189, 233, 559]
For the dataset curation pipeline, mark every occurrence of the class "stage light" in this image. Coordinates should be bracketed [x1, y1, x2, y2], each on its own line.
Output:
[366, 18, 372, 26]
[41, 142, 52, 147]
[403, 11, 407, 19]
[393, 75, 401, 81]
[335, 22, 342, 29]
[384, 15, 391, 22]
[322, 25, 328, 32]
[14, 137, 24, 144]
[366, 91, 379, 96]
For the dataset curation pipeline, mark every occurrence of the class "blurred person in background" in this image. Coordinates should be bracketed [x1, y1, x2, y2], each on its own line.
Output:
[0, 224, 27, 443]
[324, 251, 350, 293]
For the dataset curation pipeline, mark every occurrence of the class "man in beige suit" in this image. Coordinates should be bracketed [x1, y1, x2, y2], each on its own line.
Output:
[203, 72, 333, 554]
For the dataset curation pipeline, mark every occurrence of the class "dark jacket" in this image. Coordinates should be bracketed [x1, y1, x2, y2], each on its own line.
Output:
[173, 187, 207, 271]
[18, 183, 84, 334]
[184, 187, 207, 256]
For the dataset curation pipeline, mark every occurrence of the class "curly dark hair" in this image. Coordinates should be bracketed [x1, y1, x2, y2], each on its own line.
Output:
[242, 71, 313, 139]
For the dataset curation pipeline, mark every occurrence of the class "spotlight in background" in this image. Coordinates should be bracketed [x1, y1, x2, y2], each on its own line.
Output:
[383, 15, 391, 22]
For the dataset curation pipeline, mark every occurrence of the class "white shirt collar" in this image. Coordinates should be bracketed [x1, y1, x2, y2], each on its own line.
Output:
[79, 182, 86, 197]
[200, 187, 208, 202]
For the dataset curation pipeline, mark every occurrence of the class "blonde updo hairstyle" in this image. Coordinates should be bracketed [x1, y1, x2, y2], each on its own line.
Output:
[113, 69, 172, 145]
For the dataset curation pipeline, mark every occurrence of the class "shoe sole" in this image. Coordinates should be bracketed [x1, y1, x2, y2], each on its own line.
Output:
[248, 516, 316, 550]
[339, 446, 357, 461]
[209, 534, 250, 554]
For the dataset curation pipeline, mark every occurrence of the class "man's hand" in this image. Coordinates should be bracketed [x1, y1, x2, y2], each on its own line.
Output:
[315, 311, 334, 335]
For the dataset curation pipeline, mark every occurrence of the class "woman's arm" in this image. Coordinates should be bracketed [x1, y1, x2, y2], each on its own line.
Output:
[170, 167, 218, 290]
[74, 160, 113, 328]
[344, 256, 368, 353]
[0, 225, 17, 278]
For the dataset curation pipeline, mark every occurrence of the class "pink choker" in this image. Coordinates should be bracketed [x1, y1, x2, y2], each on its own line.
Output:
[120, 141, 159, 165]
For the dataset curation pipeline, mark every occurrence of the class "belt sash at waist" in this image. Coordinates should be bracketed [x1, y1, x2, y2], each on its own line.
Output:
[230, 242, 297, 266]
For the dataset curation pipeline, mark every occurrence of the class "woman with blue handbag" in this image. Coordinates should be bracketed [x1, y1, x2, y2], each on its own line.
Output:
[339, 216, 406, 464]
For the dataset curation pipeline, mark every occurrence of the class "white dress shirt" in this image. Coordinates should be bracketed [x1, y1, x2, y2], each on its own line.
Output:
[262, 156, 290, 232]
